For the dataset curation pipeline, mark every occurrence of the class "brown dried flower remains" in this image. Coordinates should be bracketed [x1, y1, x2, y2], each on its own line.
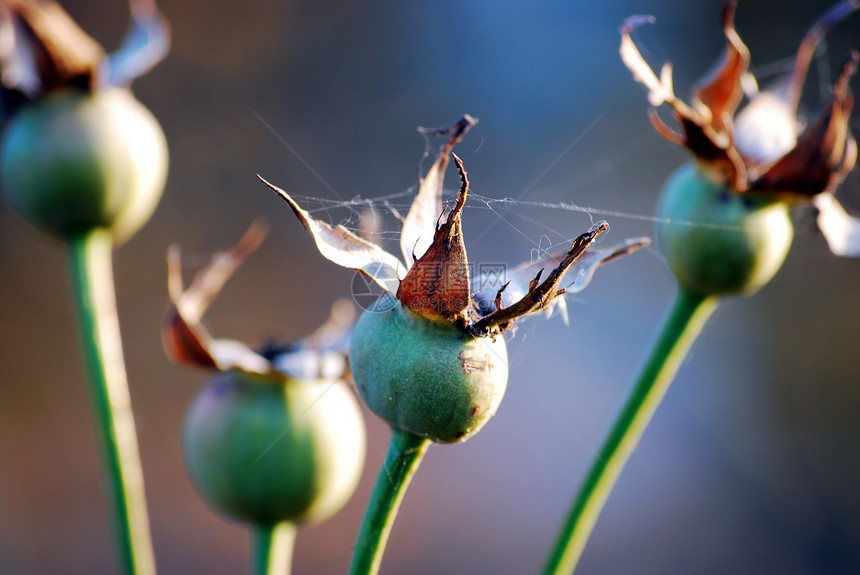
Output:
[621, 0, 858, 198]
[262, 115, 649, 338]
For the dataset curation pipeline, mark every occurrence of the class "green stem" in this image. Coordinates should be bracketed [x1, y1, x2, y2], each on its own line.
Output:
[542, 288, 719, 575]
[251, 522, 297, 575]
[350, 429, 431, 575]
[67, 230, 156, 575]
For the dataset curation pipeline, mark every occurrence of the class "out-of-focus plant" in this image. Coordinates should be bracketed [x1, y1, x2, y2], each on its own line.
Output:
[544, 2, 858, 573]
[260, 116, 649, 575]
[163, 222, 366, 575]
[0, 1, 169, 574]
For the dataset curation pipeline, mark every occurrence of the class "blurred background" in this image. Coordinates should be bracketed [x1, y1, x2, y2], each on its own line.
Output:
[1, 0, 859, 573]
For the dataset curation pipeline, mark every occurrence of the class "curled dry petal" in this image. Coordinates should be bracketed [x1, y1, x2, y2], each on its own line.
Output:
[785, 0, 860, 111]
[691, 1, 748, 139]
[472, 236, 651, 323]
[164, 221, 274, 375]
[0, 0, 105, 97]
[619, 15, 674, 108]
[0, 0, 168, 101]
[396, 153, 472, 322]
[270, 298, 355, 380]
[732, 90, 799, 164]
[814, 193, 860, 256]
[105, 0, 170, 88]
[620, 11, 749, 189]
[468, 223, 611, 337]
[400, 114, 477, 267]
[306, 297, 356, 351]
[751, 52, 858, 196]
[260, 175, 407, 295]
[622, 1, 859, 199]
[564, 235, 651, 291]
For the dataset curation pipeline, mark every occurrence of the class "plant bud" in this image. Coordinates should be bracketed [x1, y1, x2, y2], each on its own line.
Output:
[0, 87, 168, 242]
[657, 164, 794, 295]
[182, 370, 366, 525]
[349, 302, 508, 444]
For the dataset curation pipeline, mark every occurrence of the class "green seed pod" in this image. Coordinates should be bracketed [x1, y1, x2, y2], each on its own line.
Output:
[268, 128, 633, 446]
[657, 163, 794, 296]
[349, 302, 509, 444]
[0, 87, 168, 242]
[182, 371, 366, 525]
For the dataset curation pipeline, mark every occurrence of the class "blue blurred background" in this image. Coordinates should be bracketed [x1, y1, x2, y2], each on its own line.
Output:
[1, 0, 859, 573]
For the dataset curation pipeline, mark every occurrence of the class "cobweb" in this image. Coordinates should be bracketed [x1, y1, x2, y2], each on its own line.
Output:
[255, 116, 748, 266]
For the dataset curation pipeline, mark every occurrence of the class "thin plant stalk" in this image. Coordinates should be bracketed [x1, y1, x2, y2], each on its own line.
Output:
[252, 522, 297, 575]
[350, 429, 431, 575]
[543, 288, 719, 575]
[67, 229, 156, 575]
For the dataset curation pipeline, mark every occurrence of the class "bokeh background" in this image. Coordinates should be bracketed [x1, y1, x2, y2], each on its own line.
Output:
[2, 0, 860, 573]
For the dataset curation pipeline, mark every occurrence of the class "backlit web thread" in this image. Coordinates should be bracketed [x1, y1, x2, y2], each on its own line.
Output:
[253, 28, 860, 256]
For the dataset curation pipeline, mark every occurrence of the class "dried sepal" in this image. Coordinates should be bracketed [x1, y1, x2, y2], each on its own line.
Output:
[0, 0, 169, 102]
[269, 120, 647, 331]
[472, 236, 651, 325]
[401, 114, 477, 267]
[0, 0, 105, 97]
[691, 1, 749, 138]
[260, 175, 406, 294]
[564, 235, 651, 290]
[751, 52, 858, 196]
[105, 0, 170, 88]
[164, 220, 274, 375]
[785, 0, 860, 111]
[623, 0, 859, 207]
[814, 193, 860, 256]
[620, 12, 749, 189]
[269, 298, 355, 381]
[396, 154, 471, 322]
[619, 15, 675, 108]
[468, 223, 610, 337]
[680, 113, 748, 189]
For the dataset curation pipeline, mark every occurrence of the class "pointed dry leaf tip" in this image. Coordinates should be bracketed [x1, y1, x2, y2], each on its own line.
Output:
[259, 174, 406, 295]
[468, 223, 610, 337]
[619, 15, 676, 108]
[164, 220, 274, 375]
[396, 153, 472, 322]
[401, 114, 478, 267]
[692, 0, 749, 139]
